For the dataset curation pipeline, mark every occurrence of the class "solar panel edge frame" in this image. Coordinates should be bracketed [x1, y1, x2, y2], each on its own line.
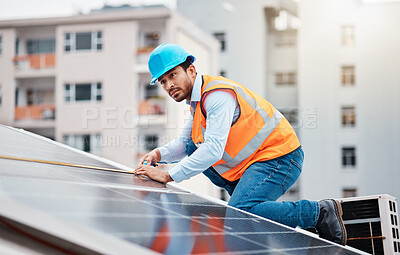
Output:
[0, 196, 160, 255]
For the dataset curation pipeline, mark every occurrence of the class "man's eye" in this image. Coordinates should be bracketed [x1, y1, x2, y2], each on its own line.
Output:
[170, 73, 175, 77]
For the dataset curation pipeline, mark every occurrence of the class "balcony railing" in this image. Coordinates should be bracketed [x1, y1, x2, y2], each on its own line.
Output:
[138, 99, 165, 115]
[14, 53, 56, 71]
[15, 104, 56, 121]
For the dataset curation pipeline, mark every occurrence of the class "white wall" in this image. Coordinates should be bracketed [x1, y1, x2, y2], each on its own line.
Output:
[0, 29, 16, 125]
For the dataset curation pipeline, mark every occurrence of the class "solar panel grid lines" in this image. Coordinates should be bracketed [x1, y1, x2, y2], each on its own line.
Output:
[0, 170, 357, 254]
[89, 186, 365, 254]
[104, 190, 286, 252]
[0, 124, 368, 254]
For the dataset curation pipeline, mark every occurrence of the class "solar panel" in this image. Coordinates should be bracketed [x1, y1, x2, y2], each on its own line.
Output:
[0, 124, 367, 254]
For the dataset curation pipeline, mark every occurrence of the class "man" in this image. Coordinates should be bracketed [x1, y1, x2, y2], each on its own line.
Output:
[134, 43, 347, 245]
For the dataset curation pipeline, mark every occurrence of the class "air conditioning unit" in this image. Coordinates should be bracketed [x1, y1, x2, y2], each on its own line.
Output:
[339, 194, 399, 255]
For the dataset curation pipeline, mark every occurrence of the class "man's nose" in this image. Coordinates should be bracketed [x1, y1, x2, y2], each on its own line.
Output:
[165, 80, 174, 90]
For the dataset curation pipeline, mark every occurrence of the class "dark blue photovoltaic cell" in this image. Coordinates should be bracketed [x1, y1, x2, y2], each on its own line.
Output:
[0, 125, 364, 254]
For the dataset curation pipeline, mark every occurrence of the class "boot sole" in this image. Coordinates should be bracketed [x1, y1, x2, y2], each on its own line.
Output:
[332, 199, 348, 246]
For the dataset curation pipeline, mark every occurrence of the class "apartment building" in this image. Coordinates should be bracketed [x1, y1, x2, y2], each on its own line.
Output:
[178, 0, 400, 202]
[299, 0, 400, 200]
[0, 6, 219, 173]
[177, 0, 301, 201]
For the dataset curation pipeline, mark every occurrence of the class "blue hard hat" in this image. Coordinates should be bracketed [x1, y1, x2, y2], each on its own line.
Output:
[148, 44, 196, 85]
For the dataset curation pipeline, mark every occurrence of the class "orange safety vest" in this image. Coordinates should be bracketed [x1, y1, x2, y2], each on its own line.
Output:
[192, 75, 300, 181]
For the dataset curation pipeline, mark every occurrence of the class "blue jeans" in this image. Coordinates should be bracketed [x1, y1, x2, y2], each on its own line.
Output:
[186, 140, 319, 229]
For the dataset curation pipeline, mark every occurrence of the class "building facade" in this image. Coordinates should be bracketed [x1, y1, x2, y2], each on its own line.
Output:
[299, 0, 400, 200]
[0, 6, 219, 182]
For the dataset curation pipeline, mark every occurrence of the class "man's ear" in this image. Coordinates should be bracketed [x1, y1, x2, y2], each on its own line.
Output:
[187, 65, 196, 79]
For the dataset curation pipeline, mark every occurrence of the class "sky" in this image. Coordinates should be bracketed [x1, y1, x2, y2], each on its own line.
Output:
[0, 0, 176, 21]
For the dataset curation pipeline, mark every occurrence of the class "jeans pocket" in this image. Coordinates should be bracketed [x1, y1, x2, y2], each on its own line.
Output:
[282, 159, 302, 194]
[290, 158, 302, 171]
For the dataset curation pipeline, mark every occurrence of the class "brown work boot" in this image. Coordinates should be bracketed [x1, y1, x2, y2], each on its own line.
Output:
[316, 199, 347, 245]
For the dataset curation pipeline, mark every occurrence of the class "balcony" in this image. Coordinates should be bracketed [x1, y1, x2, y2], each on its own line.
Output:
[14, 54, 56, 78]
[135, 46, 156, 73]
[137, 99, 167, 126]
[14, 104, 56, 128]
[138, 99, 165, 116]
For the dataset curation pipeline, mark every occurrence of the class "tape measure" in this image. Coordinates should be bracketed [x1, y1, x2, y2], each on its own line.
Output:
[0, 155, 151, 181]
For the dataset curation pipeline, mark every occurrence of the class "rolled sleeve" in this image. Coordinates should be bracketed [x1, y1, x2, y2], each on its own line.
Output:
[168, 165, 187, 183]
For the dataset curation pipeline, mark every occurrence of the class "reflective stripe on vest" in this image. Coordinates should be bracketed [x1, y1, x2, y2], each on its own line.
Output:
[194, 77, 286, 176]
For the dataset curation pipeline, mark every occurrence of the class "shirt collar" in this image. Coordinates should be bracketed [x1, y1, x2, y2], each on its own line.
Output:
[186, 74, 202, 105]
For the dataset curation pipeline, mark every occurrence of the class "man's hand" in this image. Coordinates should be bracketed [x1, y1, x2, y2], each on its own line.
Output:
[133, 165, 173, 184]
[137, 149, 161, 168]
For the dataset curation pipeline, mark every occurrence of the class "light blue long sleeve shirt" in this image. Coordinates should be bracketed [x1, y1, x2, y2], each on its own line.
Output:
[158, 74, 239, 183]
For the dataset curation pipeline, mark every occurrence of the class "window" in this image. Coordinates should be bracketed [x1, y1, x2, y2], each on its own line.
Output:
[342, 106, 356, 127]
[64, 82, 102, 102]
[279, 109, 298, 126]
[342, 147, 356, 167]
[342, 66, 355, 86]
[64, 31, 102, 52]
[342, 26, 354, 46]
[144, 32, 160, 47]
[15, 38, 19, 55]
[213, 32, 226, 51]
[144, 84, 158, 99]
[75, 84, 91, 101]
[76, 32, 92, 50]
[343, 188, 357, 198]
[0, 36, 2, 55]
[15, 88, 19, 106]
[63, 134, 101, 154]
[26, 39, 55, 54]
[144, 135, 159, 151]
[275, 72, 297, 85]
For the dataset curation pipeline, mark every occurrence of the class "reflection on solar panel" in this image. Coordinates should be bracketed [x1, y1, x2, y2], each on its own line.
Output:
[0, 124, 366, 254]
